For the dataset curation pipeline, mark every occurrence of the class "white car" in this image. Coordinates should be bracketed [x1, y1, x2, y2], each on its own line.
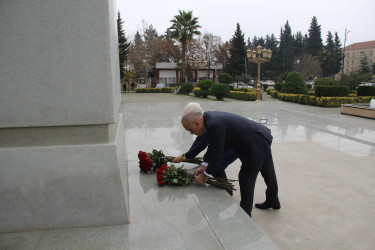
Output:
[230, 82, 253, 89]
[137, 83, 147, 88]
[155, 83, 166, 88]
[263, 80, 275, 85]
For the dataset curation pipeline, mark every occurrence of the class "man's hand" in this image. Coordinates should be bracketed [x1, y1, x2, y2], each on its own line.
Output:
[194, 165, 207, 177]
[193, 165, 209, 185]
[172, 155, 183, 163]
[194, 172, 209, 185]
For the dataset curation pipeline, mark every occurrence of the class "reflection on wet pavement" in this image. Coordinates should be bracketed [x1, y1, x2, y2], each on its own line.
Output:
[122, 94, 375, 158]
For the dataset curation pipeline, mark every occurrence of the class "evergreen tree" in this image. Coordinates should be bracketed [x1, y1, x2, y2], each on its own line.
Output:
[333, 32, 343, 75]
[358, 55, 372, 81]
[319, 31, 335, 76]
[134, 31, 143, 47]
[117, 11, 130, 80]
[144, 24, 158, 42]
[277, 21, 294, 74]
[307, 16, 323, 56]
[226, 23, 247, 78]
[129, 31, 146, 73]
[264, 34, 278, 78]
[294, 31, 305, 58]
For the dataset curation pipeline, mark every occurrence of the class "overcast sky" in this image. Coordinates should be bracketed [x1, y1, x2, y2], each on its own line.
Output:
[117, 0, 374, 46]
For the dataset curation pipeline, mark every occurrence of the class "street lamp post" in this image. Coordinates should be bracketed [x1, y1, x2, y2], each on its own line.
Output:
[247, 45, 272, 101]
[192, 59, 205, 82]
[341, 28, 350, 75]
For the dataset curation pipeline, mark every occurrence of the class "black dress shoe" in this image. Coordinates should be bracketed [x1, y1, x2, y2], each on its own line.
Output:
[255, 200, 281, 210]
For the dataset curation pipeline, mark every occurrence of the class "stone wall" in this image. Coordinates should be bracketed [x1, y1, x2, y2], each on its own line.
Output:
[0, 0, 128, 233]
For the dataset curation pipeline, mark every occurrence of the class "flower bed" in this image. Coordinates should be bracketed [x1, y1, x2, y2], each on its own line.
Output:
[135, 87, 175, 93]
[266, 89, 375, 107]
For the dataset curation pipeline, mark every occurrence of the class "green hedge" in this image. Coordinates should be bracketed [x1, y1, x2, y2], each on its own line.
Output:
[357, 86, 375, 96]
[314, 86, 349, 97]
[270, 91, 375, 107]
[135, 88, 174, 93]
[228, 91, 258, 101]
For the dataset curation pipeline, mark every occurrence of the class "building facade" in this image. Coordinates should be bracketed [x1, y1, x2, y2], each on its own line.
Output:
[155, 62, 223, 85]
[342, 40, 375, 74]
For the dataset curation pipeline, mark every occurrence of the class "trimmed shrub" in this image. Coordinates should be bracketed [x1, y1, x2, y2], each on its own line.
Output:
[218, 73, 234, 85]
[193, 88, 201, 97]
[314, 77, 339, 86]
[357, 86, 375, 96]
[135, 88, 148, 93]
[228, 91, 257, 101]
[196, 80, 213, 98]
[210, 83, 230, 101]
[135, 88, 174, 93]
[315, 86, 350, 97]
[197, 80, 213, 90]
[179, 83, 194, 94]
[272, 92, 375, 107]
[281, 72, 308, 95]
[275, 82, 284, 91]
[161, 87, 173, 93]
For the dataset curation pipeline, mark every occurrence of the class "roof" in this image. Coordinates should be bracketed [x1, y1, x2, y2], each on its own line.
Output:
[343, 40, 375, 51]
[156, 62, 223, 70]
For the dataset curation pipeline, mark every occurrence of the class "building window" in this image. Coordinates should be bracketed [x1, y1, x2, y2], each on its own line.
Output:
[352, 52, 355, 58]
[347, 60, 349, 66]
[346, 69, 349, 73]
[347, 53, 350, 58]
[159, 77, 167, 84]
[370, 51, 373, 57]
[360, 51, 365, 58]
[168, 77, 176, 84]
[370, 59, 373, 64]
[352, 60, 354, 65]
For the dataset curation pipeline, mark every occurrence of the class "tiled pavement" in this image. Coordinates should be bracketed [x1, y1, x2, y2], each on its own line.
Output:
[1, 93, 374, 249]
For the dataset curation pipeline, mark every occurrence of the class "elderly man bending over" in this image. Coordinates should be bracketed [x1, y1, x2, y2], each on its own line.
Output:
[181, 102, 280, 217]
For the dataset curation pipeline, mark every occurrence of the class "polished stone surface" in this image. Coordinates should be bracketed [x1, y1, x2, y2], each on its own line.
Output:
[2, 93, 374, 249]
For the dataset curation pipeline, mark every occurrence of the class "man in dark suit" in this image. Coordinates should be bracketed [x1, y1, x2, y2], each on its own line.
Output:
[172, 133, 238, 194]
[181, 102, 280, 217]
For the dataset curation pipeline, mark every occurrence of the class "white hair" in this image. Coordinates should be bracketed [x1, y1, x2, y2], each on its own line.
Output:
[182, 102, 204, 122]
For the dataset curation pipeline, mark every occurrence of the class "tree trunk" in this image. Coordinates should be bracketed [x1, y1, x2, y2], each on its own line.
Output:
[181, 42, 187, 84]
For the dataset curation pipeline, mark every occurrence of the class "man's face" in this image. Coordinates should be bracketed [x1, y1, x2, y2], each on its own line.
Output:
[182, 119, 205, 136]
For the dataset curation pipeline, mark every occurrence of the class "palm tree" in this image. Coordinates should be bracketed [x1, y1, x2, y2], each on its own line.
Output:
[169, 10, 201, 84]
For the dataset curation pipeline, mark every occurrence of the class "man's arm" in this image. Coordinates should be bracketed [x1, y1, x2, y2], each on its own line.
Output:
[172, 134, 209, 163]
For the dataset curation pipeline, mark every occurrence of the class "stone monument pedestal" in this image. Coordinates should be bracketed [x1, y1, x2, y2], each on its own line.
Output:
[0, 0, 128, 233]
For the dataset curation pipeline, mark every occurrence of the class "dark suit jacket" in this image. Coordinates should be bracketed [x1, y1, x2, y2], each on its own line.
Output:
[203, 111, 273, 175]
[184, 134, 210, 159]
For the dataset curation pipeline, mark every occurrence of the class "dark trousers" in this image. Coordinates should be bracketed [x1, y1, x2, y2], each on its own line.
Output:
[237, 132, 279, 217]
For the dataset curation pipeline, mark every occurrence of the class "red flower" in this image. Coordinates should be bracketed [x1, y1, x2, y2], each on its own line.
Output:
[158, 180, 165, 186]
[157, 174, 163, 181]
[160, 164, 167, 170]
[156, 168, 165, 174]
[138, 151, 153, 173]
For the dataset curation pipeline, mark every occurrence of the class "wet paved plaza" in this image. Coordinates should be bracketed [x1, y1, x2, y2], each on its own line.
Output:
[122, 93, 375, 249]
[1, 92, 374, 249]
